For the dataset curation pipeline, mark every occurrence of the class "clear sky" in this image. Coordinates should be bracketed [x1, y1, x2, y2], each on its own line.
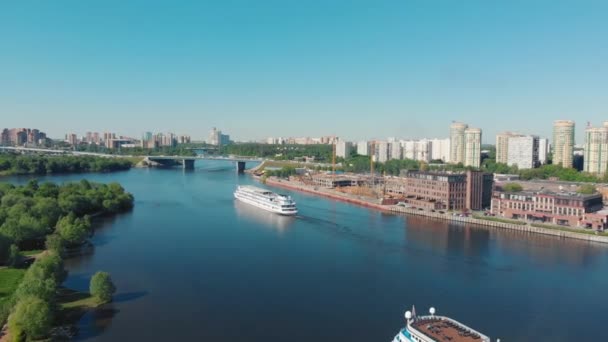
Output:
[1, 0, 607, 143]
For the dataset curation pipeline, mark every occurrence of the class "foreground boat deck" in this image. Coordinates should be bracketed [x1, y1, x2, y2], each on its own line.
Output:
[412, 318, 485, 342]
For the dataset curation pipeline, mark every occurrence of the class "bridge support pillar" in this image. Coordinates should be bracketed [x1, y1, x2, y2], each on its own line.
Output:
[183, 159, 195, 170]
[236, 161, 246, 173]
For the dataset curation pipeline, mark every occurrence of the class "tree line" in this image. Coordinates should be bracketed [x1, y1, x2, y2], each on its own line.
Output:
[220, 143, 333, 161]
[76, 144, 196, 157]
[0, 179, 130, 340]
[0, 154, 132, 176]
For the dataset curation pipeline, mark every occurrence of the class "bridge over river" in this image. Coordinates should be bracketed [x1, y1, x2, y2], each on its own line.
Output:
[0, 146, 262, 172]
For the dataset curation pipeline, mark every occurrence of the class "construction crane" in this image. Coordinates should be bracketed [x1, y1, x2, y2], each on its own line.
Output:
[369, 140, 375, 194]
[332, 136, 336, 179]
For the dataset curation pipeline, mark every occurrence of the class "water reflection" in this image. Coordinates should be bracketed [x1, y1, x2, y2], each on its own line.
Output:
[75, 305, 118, 341]
[234, 201, 295, 233]
[404, 215, 604, 268]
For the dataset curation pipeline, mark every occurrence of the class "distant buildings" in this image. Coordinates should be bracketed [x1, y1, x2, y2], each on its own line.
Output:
[449, 122, 481, 167]
[357, 141, 369, 156]
[374, 141, 389, 163]
[538, 138, 549, 164]
[335, 140, 353, 159]
[0, 128, 47, 146]
[209, 127, 230, 146]
[507, 135, 540, 169]
[553, 120, 575, 168]
[449, 122, 468, 164]
[464, 127, 482, 168]
[583, 123, 608, 175]
[65, 133, 78, 146]
[141, 132, 181, 148]
[430, 138, 450, 163]
[496, 132, 518, 164]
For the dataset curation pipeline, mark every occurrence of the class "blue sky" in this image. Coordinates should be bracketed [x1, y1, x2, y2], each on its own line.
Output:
[1, 1, 607, 142]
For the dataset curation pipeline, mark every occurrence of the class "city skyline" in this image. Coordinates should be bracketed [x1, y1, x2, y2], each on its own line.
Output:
[1, 1, 607, 141]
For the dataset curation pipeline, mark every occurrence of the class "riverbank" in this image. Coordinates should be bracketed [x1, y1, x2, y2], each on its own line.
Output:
[262, 177, 608, 245]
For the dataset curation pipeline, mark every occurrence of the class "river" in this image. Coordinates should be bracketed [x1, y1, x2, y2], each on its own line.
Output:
[5, 161, 608, 341]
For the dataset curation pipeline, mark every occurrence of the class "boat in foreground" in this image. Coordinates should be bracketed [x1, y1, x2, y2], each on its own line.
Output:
[234, 185, 298, 215]
[393, 306, 495, 342]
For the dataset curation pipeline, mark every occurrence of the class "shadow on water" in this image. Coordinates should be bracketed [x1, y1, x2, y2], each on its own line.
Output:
[75, 305, 119, 341]
[113, 291, 148, 303]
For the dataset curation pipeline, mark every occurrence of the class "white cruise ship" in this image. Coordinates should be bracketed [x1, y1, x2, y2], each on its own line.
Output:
[393, 306, 493, 342]
[234, 185, 298, 215]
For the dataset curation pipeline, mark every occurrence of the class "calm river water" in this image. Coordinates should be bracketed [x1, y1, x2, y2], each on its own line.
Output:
[6, 161, 608, 341]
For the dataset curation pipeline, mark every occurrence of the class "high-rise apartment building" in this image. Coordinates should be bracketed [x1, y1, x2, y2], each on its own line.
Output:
[538, 138, 549, 164]
[553, 120, 575, 168]
[449, 122, 468, 164]
[583, 125, 608, 175]
[496, 132, 520, 164]
[356, 141, 369, 156]
[507, 135, 539, 169]
[464, 128, 482, 168]
[336, 140, 353, 159]
[374, 141, 389, 163]
[389, 142, 402, 160]
[430, 138, 450, 163]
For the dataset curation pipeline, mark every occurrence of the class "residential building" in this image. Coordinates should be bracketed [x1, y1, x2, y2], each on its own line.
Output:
[104, 132, 116, 149]
[553, 120, 575, 168]
[336, 140, 353, 159]
[491, 189, 605, 228]
[179, 135, 191, 144]
[65, 133, 78, 146]
[538, 138, 549, 164]
[208, 127, 230, 146]
[464, 128, 482, 168]
[430, 138, 450, 163]
[449, 122, 468, 164]
[583, 125, 608, 175]
[374, 141, 389, 163]
[356, 141, 369, 156]
[389, 142, 402, 160]
[507, 135, 539, 169]
[496, 132, 519, 164]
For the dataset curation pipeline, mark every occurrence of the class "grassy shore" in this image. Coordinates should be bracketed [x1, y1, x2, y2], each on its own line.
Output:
[56, 288, 101, 330]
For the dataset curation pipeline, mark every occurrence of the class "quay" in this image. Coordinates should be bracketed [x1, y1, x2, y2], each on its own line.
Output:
[262, 177, 608, 245]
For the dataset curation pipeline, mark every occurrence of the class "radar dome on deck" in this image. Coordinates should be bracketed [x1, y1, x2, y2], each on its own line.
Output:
[405, 311, 412, 320]
[429, 307, 436, 315]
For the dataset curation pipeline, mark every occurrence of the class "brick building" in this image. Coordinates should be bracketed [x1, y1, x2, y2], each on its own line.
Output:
[491, 190, 606, 228]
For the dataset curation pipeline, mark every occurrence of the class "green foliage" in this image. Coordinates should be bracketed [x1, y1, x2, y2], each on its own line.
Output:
[56, 214, 91, 246]
[577, 184, 597, 194]
[7, 244, 20, 267]
[8, 296, 53, 341]
[45, 234, 66, 257]
[89, 271, 116, 304]
[0, 153, 132, 176]
[0, 233, 12, 265]
[265, 166, 297, 178]
[0, 268, 25, 327]
[76, 144, 197, 157]
[503, 183, 523, 192]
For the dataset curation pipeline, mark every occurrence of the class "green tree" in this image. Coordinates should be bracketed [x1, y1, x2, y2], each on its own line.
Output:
[90, 271, 117, 304]
[8, 296, 53, 341]
[7, 244, 20, 267]
[45, 234, 66, 257]
[0, 233, 12, 265]
[577, 184, 597, 194]
[503, 183, 523, 192]
[56, 214, 91, 246]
